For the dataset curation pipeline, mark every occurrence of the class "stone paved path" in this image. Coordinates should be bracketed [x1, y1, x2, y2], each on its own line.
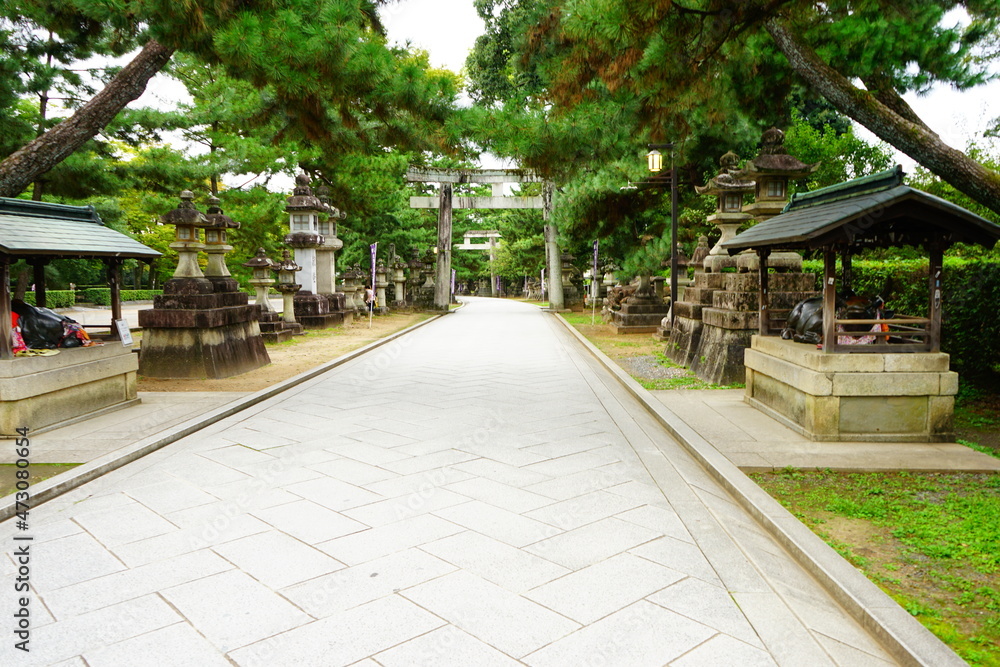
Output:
[2, 298, 900, 665]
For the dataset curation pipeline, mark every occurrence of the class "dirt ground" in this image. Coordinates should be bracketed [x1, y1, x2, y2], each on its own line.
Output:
[137, 312, 432, 393]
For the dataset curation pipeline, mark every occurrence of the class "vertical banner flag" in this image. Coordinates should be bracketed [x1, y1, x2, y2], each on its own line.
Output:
[495, 275, 501, 296]
[541, 269, 546, 297]
[591, 239, 599, 324]
[451, 268, 456, 301]
[369, 242, 377, 328]
[592, 240, 599, 294]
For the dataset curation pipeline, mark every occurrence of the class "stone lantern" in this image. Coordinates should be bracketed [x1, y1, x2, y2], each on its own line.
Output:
[407, 248, 424, 305]
[284, 173, 325, 292]
[390, 244, 408, 307]
[560, 252, 581, 307]
[203, 196, 241, 293]
[696, 151, 755, 273]
[138, 192, 269, 378]
[349, 265, 368, 313]
[274, 250, 302, 327]
[375, 258, 389, 314]
[690, 235, 711, 274]
[738, 127, 819, 272]
[315, 185, 345, 296]
[242, 248, 277, 315]
[161, 190, 212, 293]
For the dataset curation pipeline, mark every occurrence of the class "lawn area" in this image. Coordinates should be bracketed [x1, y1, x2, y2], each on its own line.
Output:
[754, 469, 1000, 666]
[558, 311, 741, 390]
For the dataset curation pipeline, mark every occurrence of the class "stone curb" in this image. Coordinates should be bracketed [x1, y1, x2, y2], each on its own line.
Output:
[0, 313, 447, 523]
[551, 313, 964, 667]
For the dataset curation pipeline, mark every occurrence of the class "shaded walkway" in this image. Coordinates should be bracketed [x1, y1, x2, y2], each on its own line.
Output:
[1, 298, 944, 665]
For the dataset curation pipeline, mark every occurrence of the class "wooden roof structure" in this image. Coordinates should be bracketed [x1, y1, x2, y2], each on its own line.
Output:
[719, 166, 1000, 354]
[721, 166, 1000, 253]
[0, 198, 161, 359]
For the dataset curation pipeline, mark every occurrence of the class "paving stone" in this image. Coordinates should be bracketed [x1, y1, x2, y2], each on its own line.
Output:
[525, 517, 661, 570]
[375, 625, 523, 667]
[31, 531, 126, 592]
[162, 570, 310, 653]
[401, 570, 580, 659]
[433, 499, 557, 547]
[524, 489, 643, 530]
[281, 548, 455, 617]
[73, 500, 178, 549]
[7, 595, 180, 667]
[421, 530, 570, 592]
[317, 513, 464, 566]
[670, 634, 777, 667]
[522, 600, 715, 667]
[43, 549, 233, 618]
[228, 595, 444, 666]
[212, 530, 344, 588]
[525, 553, 684, 624]
[252, 499, 369, 544]
[285, 476, 384, 511]
[649, 576, 764, 647]
[84, 622, 231, 666]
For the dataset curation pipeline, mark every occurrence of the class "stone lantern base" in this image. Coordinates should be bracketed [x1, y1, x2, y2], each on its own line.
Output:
[293, 291, 346, 329]
[257, 310, 302, 343]
[138, 290, 270, 379]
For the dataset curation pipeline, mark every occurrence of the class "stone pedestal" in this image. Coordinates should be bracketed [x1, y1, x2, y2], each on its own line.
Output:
[294, 290, 345, 329]
[744, 335, 957, 442]
[692, 272, 815, 386]
[0, 345, 139, 435]
[661, 273, 726, 359]
[138, 285, 270, 379]
[611, 278, 672, 334]
[257, 310, 301, 343]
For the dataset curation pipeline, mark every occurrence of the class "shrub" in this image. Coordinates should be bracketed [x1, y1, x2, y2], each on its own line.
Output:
[19, 291, 77, 308]
[77, 288, 163, 306]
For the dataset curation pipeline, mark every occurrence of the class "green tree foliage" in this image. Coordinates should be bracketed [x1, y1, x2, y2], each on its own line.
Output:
[502, 0, 1000, 215]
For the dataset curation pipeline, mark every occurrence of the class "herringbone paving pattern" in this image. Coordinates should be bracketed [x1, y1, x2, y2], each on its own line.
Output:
[2, 298, 898, 665]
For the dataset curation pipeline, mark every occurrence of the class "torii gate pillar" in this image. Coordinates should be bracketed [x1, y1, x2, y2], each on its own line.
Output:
[434, 184, 453, 310]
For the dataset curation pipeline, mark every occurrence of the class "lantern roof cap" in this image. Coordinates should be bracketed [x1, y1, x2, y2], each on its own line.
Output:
[205, 196, 240, 229]
[242, 247, 275, 269]
[160, 190, 210, 227]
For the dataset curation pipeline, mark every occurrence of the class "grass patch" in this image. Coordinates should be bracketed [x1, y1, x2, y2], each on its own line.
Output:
[0, 463, 80, 498]
[753, 469, 1000, 664]
[557, 313, 743, 390]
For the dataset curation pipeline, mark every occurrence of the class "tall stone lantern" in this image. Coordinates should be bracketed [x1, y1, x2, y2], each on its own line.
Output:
[162, 190, 212, 293]
[284, 173, 325, 292]
[203, 196, 241, 293]
[315, 185, 345, 296]
[696, 151, 755, 273]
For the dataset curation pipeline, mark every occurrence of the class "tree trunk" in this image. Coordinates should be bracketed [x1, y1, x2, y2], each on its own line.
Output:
[765, 19, 1000, 216]
[0, 40, 175, 198]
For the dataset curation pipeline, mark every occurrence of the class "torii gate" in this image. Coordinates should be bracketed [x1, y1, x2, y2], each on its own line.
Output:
[405, 168, 562, 310]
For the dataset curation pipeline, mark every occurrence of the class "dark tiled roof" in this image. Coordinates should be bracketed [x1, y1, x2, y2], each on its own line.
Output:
[0, 198, 160, 259]
[721, 166, 1000, 253]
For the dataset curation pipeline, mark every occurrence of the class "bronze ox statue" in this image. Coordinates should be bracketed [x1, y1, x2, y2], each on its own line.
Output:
[782, 293, 891, 345]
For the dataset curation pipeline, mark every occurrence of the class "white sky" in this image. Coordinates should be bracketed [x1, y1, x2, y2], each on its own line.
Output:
[126, 0, 997, 181]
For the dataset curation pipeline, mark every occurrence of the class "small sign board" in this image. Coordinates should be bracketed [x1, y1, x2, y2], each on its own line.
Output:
[115, 319, 133, 347]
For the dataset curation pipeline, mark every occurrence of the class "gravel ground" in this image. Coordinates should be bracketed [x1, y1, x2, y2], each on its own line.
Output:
[618, 355, 690, 380]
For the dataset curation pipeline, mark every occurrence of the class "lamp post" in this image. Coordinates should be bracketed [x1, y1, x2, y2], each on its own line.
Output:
[647, 143, 679, 326]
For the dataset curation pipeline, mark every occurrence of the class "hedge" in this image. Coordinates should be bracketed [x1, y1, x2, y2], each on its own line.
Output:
[801, 258, 1000, 380]
[77, 288, 163, 306]
[19, 291, 77, 308]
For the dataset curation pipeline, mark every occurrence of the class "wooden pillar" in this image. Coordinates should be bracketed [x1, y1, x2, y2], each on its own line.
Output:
[31, 258, 46, 308]
[108, 258, 122, 340]
[841, 248, 853, 294]
[0, 255, 12, 360]
[822, 248, 837, 353]
[928, 242, 943, 352]
[543, 182, 564, 310]
[757, 248, 770, 336]
[434, 184, 453, 310]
